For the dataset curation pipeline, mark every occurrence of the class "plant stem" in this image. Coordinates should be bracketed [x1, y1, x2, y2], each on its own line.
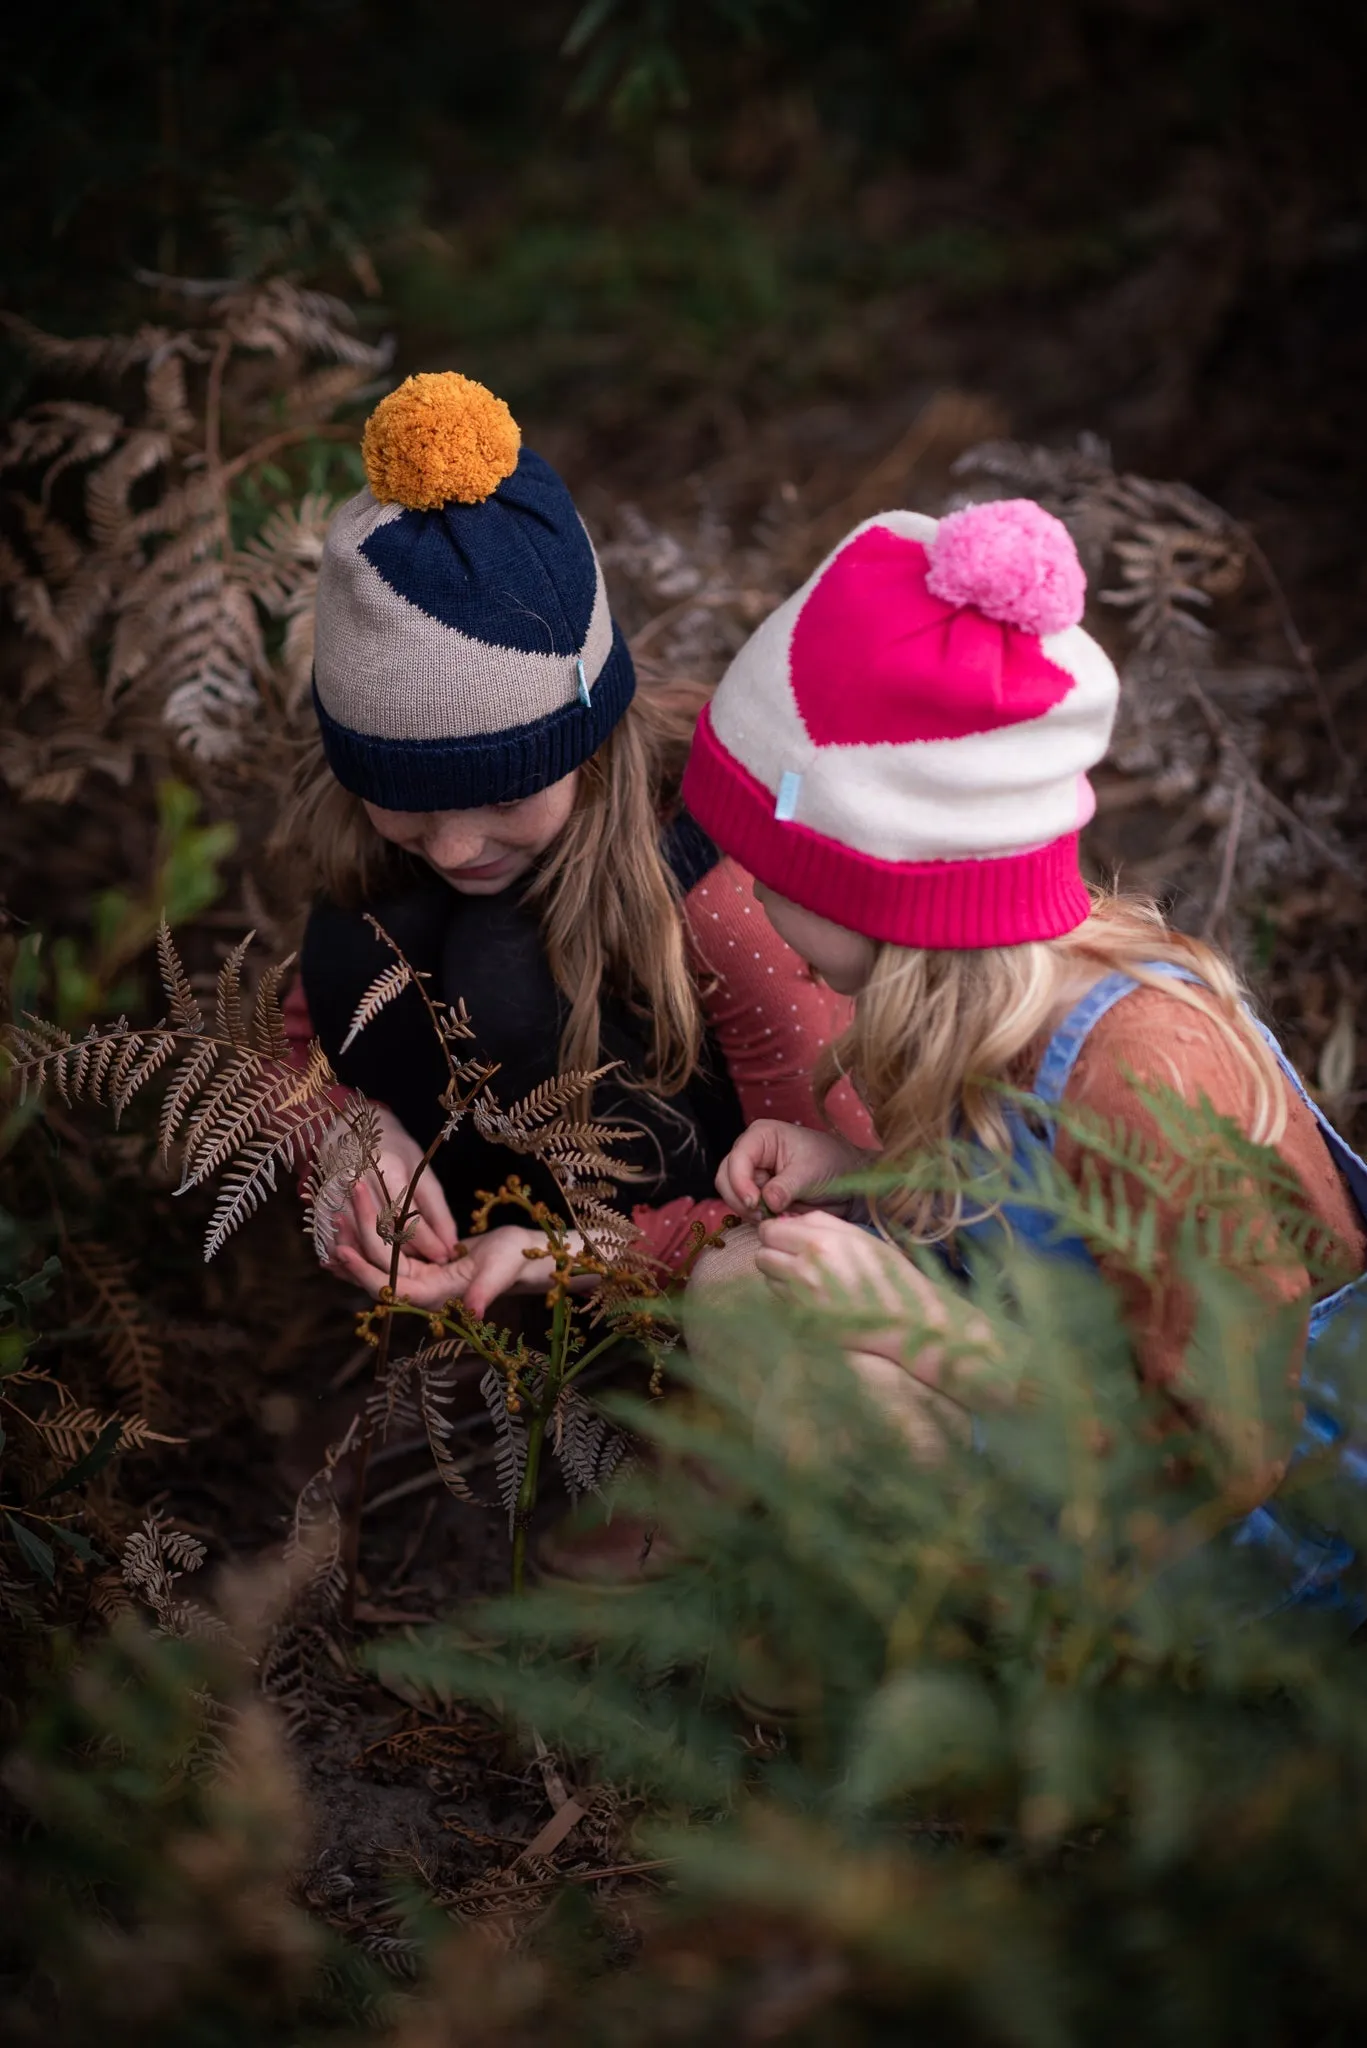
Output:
[219, 421, 354, 487]
[510, 1292, 567, 1597]
[340, 1124, 448, 1627]
[561, 1329, 622, 1388]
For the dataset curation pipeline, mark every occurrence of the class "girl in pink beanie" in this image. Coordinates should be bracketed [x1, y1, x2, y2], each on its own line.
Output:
[682, 499, 1367, 1615]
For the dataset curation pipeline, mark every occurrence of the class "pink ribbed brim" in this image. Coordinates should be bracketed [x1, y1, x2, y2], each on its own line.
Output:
[682, 707, 1091, 949]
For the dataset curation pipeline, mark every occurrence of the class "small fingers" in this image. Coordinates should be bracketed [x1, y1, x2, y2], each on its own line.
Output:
[753, 1244, 805, 1294]
[333, 1241, 391, 1298]
[402, 1212, 453, 1263]
[412, 1171, 459, 1256]
[717, 1153, 760, 1213]
[348, 1180, 393, 1268]
[331, 1226, 461, 1311]
[351, 1177, 457, 1268]
[757, 1212, 825, 1256]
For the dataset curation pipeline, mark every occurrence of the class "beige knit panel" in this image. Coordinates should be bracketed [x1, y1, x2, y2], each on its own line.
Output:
[314, 490, 614, 740]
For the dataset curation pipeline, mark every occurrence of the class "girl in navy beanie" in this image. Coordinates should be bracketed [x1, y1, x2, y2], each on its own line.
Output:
[282, 372, 869, 1328]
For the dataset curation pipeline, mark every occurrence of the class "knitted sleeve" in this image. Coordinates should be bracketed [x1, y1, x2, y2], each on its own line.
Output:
[678, 856, 873, 1142]
[1052, 988, 1366, 1469]
[628, 859, 875, 1272]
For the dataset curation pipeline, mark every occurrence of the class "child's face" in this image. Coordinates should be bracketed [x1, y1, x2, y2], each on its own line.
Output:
[752, 883, 876, 995]
[363, 772, 579, 894]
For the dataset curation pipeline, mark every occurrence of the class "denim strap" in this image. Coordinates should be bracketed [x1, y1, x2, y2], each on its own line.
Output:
[1030, 961, 1202, 1123]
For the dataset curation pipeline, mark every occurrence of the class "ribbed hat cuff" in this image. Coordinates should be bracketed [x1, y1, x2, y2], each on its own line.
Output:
[315, 624, 636, 811]
[681, 708, 1091, 949]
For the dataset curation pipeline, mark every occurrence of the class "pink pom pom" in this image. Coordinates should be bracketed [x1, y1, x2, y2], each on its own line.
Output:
[924, 499, 1085, 637]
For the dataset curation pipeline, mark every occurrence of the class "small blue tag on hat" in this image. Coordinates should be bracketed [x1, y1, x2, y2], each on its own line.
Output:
[775, 770, 802, 822]
[576, 657, 592, 708]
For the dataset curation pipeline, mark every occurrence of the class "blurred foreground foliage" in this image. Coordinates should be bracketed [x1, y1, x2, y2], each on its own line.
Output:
[0, 782, 236, 1619]
[6, 1114, 1367, 2044]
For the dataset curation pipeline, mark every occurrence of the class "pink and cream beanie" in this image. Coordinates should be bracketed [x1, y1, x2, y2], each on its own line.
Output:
[680, 500, 1119, 949]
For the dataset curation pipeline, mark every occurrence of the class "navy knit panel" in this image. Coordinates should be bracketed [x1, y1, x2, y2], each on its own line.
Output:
[359, 450, 598, 654]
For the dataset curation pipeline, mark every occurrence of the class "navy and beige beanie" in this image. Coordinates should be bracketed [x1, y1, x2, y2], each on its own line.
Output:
[313, 373, 636, 811]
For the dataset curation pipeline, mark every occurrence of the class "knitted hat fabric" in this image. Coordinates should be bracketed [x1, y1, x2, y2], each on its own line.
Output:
[681, 502, 1120, 950]
[314, 375, 635, 812]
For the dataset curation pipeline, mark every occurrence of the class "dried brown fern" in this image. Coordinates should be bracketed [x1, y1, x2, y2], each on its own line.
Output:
[65, 1239, 166, 1421]
[0, 276, 391, 802]
[121, 1510, 227, 1640]
[6, 911, 680, 1611]
[472, 1073, 640, 1211]
[6, 919, 362, 1262]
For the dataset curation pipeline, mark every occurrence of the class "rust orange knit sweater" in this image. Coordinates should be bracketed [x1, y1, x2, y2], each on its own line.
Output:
[1043, 985, 1365, 1401]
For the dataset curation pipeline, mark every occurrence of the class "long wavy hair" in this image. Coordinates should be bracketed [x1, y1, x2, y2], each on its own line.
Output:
[816, 887, 1288, 1241]
[280, 673, 712, 1094]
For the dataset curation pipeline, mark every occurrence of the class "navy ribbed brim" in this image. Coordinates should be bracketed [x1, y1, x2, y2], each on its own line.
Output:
[314, 624, 637, 811]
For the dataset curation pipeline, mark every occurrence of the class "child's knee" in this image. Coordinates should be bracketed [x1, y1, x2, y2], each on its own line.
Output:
[687, 1223, 765, 1295]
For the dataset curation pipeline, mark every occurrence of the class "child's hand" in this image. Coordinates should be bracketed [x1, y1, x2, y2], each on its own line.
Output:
[716, 1120, 870, 1218]
[755, 1208, 935, 1324]
[755, 1209, 995, 1397]
[334, 1218, 559, 1320]
[331, 1104, 459, 1271]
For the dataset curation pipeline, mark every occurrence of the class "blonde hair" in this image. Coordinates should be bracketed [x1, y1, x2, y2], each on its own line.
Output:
[817, 888, 1288, 1241]
[279, 673, 712, 1094]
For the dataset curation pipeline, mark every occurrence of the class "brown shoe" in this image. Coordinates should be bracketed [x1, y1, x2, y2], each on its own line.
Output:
[533, 1507, 680, 1589]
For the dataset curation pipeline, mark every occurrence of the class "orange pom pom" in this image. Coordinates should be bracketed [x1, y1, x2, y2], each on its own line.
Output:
[361, 372, 521, 510]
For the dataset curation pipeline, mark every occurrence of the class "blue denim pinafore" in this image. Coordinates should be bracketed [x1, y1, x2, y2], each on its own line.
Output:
[955, 964, 1367, 1617]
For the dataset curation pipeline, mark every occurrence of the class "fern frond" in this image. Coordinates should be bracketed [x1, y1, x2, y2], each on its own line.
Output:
[366, 1353, 421, 1444]
[233, 494, 333, 613]
[481, 1365, 529, 1532]
[477, 1067, 617, 1141]
[213, 933, 255, 1044]
[143, 350, 194, 438]
[67, 1240, 165, 1416]
[282, 363, 373, 423]
[6, 1016, 179, 1118]
[551, 1387, 628, 1500]
[250, 955, 295, 1059]
[157, 1038, 221, 1157]
[158, 583, 267, 760]
[0, 312, 176, 379]
[301, 1103, 381, 1265]
[178, 1052, 319, 1188]
[570, 1195, 640, 1263]
[211, 277, 390, 370]
[85, 428, 174, 553]
[34, 1401, 175, 1465]
[0, 399, 123, 482]
[121, 1511, 225, 1640]
[201, 1117, 324, 1260]
[156, 919, 203, 1031]
[418, 1350, 482, 1503]
[111, 1031, 179, 1122]
[439, 997, 476, 1045]
[340, 960, 414, 1054]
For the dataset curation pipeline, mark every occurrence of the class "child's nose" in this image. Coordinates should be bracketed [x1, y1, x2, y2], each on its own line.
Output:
[422, 814, 491, 868]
